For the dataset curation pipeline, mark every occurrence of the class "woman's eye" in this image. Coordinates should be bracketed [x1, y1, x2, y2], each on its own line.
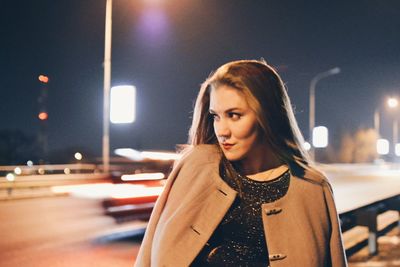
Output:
[228, 112, 241, 120]
[209, 113, 219, 120]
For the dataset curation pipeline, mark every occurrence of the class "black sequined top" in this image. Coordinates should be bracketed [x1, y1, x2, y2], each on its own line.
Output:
[191, 164, 291, 267]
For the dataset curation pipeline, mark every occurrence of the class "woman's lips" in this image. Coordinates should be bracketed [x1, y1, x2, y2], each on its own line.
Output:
[222, 143, 234, 150]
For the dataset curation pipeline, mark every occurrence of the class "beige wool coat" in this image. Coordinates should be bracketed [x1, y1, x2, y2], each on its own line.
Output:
[134, 144, 348, 267]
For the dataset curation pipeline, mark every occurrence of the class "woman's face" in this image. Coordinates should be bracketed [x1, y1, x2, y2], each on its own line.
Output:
[209, 85, 263, 162]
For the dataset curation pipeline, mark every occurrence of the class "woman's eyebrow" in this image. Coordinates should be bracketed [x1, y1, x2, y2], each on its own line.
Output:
[209, 108, 242, 114]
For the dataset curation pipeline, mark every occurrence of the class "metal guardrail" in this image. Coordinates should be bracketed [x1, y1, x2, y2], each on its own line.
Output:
[340, 194, 400, 256]
[0, 163, 112, 200]
[0, 173, 112, 200]
[0, 161, 171, 200]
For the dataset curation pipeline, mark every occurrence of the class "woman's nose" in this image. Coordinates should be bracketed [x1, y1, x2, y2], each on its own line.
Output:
[215, 119, 230, 139]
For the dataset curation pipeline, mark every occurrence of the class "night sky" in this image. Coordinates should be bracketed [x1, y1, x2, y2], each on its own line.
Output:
[1, 0, 400, 158]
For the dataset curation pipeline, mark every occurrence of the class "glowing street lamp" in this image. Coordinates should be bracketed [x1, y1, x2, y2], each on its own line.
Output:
[14, 167, 22, 175]
[377, 139, 389, 155]
[395, 143, 400, 157]
[388, 97, 398, 108]
[374, 97, 399, 156]
[110, 85, 136, 123]
[309, 67, 340, 159]
[102, 0, 136, 173]
[74, 152, 83, 161]
[303, 142, 311, 151]
[102, 0, 165, 172]
[6, 173, 15, 182]
[312, 126, 329, 148]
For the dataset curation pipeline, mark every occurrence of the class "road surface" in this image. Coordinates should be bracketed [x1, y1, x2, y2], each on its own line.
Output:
[0, 195, 143, 267]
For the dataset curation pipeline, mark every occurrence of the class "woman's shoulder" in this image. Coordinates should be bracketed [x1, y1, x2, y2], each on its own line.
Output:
[297, 165, 332, 187]
[176, 144, 222, 166]
[291, 165, 336, 199]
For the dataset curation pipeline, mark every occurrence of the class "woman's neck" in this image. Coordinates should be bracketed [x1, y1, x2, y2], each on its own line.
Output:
[234, 146, 283, 176]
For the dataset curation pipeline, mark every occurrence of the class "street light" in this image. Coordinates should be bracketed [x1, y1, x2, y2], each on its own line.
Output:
[303, 142, 311, 151]
[395, 144, 400, 157]
[110, 85, 136, 123]
[74, 152, 83, 161]
[377, 139, 390, 155]
[312, 126, 329, 148]
[102, 1, 163, 172]
[14, 167, 22, 175]
[103, 0, 113, 174]
[374, 96, 399, 159]
[308, 67, 340, 159]
[388, 97, 398, 108]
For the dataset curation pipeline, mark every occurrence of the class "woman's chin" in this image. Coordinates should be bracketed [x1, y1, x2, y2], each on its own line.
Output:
[222, 150, 244, 162]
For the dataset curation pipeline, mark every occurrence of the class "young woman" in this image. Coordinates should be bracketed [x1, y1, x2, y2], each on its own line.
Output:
[135, 60, 348, 267]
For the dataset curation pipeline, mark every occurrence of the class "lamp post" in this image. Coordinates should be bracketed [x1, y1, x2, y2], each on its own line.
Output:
[103, 0, 112, 173]
[393, 120, 398, 147]
[388, 97, 398, 154]
[375, 97, 399, 159]
[308, 67, 341, 160]
[374, 108, 380, 137]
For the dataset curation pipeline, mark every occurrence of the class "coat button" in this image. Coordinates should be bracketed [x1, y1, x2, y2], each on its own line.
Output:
[269, 253, 287, 261]
[265, 207, 282, 216]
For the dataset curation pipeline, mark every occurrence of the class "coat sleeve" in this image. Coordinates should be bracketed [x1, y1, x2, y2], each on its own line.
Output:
[323, 181, 348, 267]
[134, 152, 188, 267]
